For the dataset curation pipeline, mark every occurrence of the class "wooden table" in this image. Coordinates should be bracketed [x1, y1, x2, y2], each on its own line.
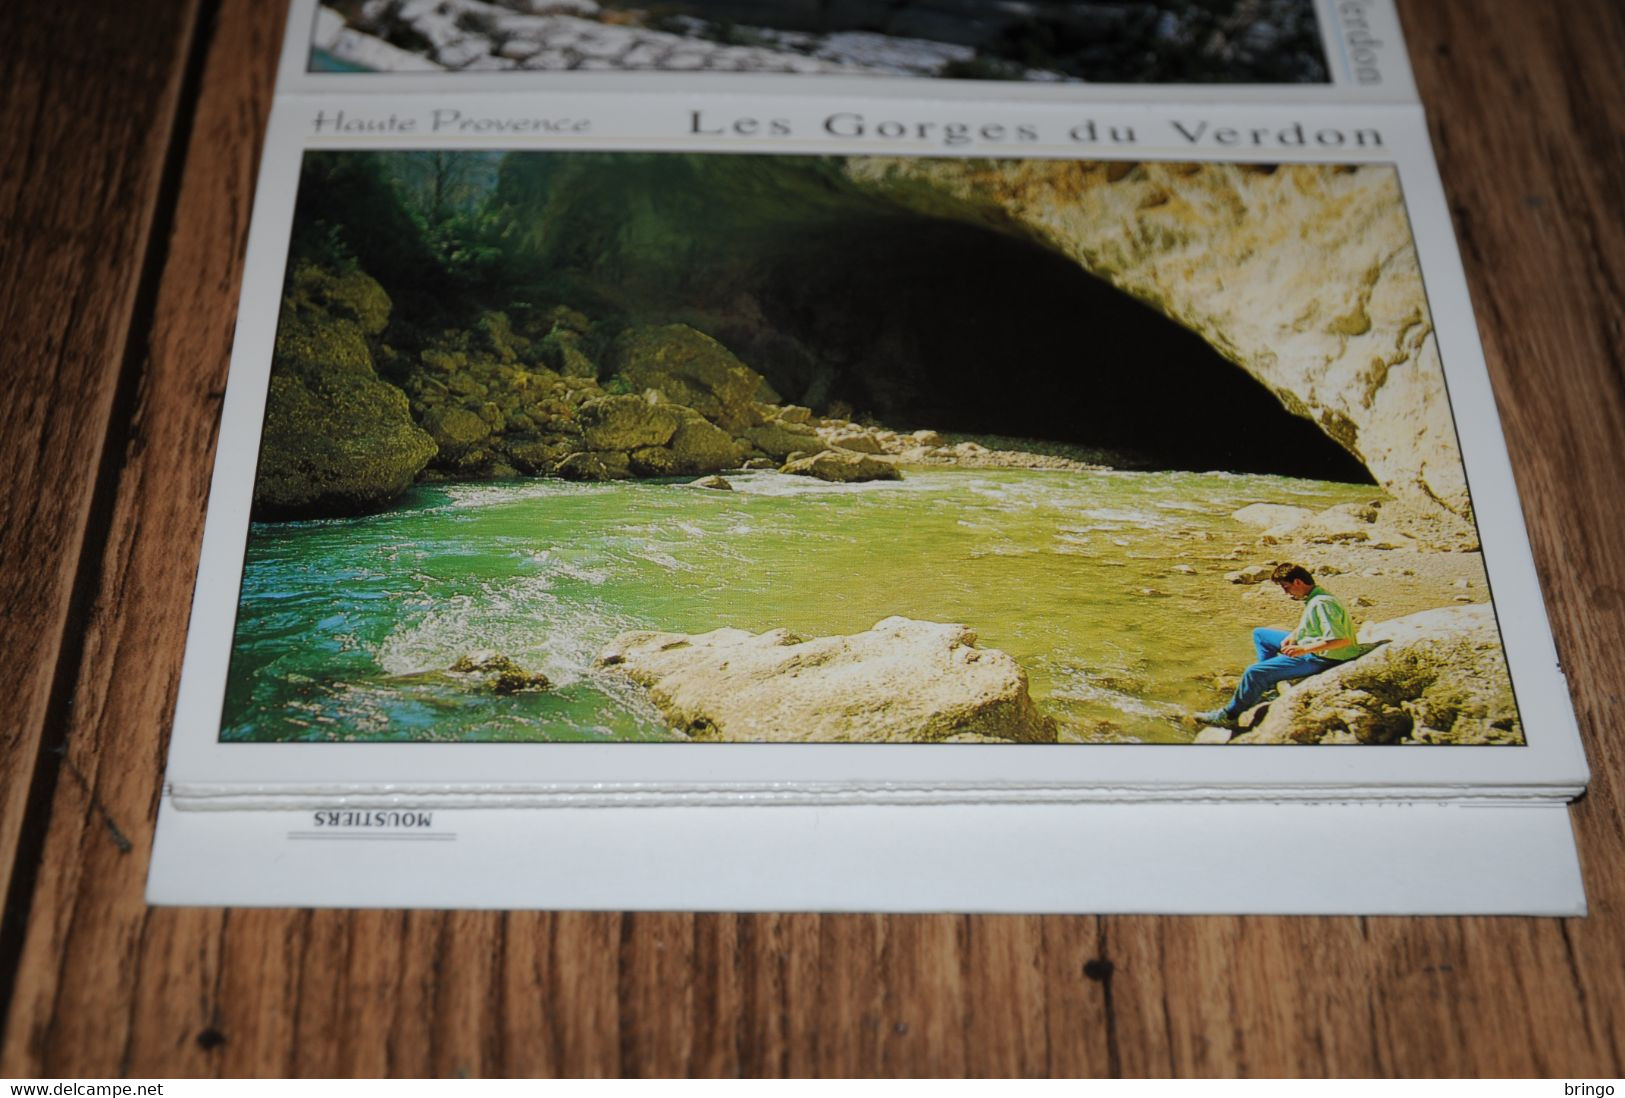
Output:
[2, 0, 1621, 1078]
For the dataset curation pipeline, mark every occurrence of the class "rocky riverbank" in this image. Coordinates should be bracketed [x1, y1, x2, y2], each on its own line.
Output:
[313, 0, 1326, 83]
[594, 590, 1519, 746]
[584, 487, 1516, 746]
[1212, 604, 1522, 745]
[254, 264, 1126, 516]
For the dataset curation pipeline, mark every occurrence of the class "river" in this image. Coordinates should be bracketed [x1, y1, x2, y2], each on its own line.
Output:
[221, 466, 1375, 744]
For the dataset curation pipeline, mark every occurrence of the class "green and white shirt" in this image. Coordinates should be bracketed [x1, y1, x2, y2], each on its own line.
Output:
[1296, 586, 1359, 660]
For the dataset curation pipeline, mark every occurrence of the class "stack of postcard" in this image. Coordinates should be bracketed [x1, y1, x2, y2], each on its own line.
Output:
[147, 0, 1591, 913]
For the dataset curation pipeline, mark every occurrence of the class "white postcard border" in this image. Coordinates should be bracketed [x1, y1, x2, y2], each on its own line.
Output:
[163, 93, 1587, 804]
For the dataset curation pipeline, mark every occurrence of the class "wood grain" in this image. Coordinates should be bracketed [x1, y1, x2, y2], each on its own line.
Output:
[0, 0, 202, 985]
[3, 0, 1624, 1078]
[0, 0, 272, 1074]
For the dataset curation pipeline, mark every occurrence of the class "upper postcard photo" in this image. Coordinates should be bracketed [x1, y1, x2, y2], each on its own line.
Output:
[291, 0, 1414, 98]
[311, 0, 1327, 82]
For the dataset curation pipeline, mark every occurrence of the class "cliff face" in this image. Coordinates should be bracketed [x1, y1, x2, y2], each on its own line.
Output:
[262, 153, 1469, 519]
[841, 159, 1468, 520]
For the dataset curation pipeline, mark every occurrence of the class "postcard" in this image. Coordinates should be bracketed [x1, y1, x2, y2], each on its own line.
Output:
[151, 92, 1587, 810]
[145, 3, 1588, 911]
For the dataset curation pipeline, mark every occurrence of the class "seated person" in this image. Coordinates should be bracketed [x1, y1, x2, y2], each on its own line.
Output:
[1197, 562, 1358, 729]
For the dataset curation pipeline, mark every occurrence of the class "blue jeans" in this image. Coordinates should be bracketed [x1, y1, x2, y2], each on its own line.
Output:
[1220, 628, 1336, 718]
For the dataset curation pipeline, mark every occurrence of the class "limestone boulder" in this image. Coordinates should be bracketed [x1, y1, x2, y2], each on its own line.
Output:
[1233, 503, 1313, 531]
[282, 261, 392, 336]
[253, 270, 435, 519]
[627, 446, 679, 476]
[449, 653, 552, 694]
[505, 436, 575, 475]
[422, 405, 492, 458]
[827, 430, 885, 454]
[667, 410, 745, 474]
[1234, 604, 1522, 745]
[596, 616, 1057, 744]
[782, 450, 902, 483]
[578, 394, 680, 451]
[537, 328, 598, 379]
[555, 450, 632, 480]
[742, 420, 822, 461]
[605, 324, 773, 432]
[1289, 500, 1415, 549]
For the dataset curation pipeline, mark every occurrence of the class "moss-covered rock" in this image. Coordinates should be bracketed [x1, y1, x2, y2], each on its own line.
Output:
[578, 394, 681, 451]
[628, 445, 680, 476]
[742, 421, 822, 461]
[254, 357, 433, 517]
[667, 410, 744, 474]
[538, 304, 591, 335]
[605, 324, 774, 433]
[538, 329, 599, 379]
[476, 311, 528, 363]
[556, 450, 632, 480]
[449, 653, 551, 694]
[422, 405, 492, 458]
[282, 261, 392, 336]
[253, 271, 436, 519]
[505, 436, 575, 475]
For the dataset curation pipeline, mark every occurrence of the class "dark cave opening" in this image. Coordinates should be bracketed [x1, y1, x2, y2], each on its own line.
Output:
[716, 209, 1372, 483]
[489, 151, 1372, 483]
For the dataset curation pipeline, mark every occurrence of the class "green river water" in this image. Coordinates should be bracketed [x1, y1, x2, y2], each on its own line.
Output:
[222, 467, 1374, 745]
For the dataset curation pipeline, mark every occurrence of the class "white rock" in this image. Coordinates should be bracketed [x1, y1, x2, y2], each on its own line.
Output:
[517, 0, 598, 14]
[435, 36, 494, 68]
[498, 37, 544, 60]
[597, 617, 1057, 744]
[573, 27, 636, 59]
[529, 21, 584, 48]
[330, 28, 446, 71]
[406, 9, 465, 50]
[1232, 503, 1313, 530]
[314, 5, 347, 50]
[619, 43, 667, 68]
[521, 48, 572, 68]
[812, 30, 972, 74]
[829, 431, 884, 454]
[461, 53, 514, 70]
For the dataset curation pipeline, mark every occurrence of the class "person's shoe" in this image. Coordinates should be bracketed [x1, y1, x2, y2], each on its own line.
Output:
[1195, 708, 1240, 730]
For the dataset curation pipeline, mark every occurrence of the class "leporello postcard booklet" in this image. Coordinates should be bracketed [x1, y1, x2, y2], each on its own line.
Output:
[146, 0, 1590, 913]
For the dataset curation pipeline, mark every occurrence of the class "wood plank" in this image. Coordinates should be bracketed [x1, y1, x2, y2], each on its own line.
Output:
[0, 0, 277, 1073]
[0, 0, 201, 987]
[1402, 0, 1625, 1073]
[4, 0, 1625, 1079]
